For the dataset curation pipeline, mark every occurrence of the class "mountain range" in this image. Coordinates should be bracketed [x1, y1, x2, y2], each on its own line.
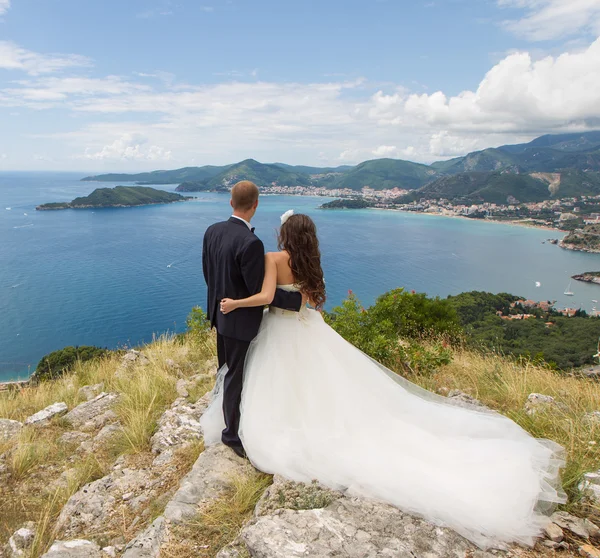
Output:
[82, 131, 600, 203]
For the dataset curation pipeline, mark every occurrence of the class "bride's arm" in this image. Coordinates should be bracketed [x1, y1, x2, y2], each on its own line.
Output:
[220, 253, 278, 314]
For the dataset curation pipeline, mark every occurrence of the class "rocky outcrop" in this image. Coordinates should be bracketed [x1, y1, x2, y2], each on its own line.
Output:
[40, 539, 101, 558]
[116, 350, 149, 378]
[0, 419, 23, 441]
[24, 402, 68, 425]
[5, 523, 35, 557]
[77, 383, 104, 402]
[55, 459, 160, 540]
[62, 392, 119, 431]
[524, 393, 567, 415]
[150, 392, 210, 457]
[122, 444, 252, 557]
[241, 497, 496, 557]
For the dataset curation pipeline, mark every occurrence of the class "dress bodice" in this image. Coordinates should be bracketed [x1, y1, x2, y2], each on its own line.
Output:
[277, 284, 300, 292]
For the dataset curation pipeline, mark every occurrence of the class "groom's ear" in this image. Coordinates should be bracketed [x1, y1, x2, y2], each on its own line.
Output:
[230, 199, 234, 210]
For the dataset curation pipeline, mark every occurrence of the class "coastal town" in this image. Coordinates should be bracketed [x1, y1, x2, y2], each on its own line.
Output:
[260, 183, 600, 231]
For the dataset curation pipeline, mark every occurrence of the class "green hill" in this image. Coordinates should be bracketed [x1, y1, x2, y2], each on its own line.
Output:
[81, 166, 230, 184]
[430, 148, 520, 174]
[431, 132, 600, 175]
[399, 172, 551, 204]
[273, 163, 353, 174]
[36, 186, 189, 210]
[330, 158, 438, 190]
[200, 159, 311, 190]
[500, 131, 600, 153]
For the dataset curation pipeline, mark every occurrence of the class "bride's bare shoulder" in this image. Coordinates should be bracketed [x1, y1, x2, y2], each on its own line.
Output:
[266, 251, 290, 261]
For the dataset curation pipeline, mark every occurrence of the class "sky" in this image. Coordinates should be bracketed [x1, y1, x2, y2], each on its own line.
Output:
[0, 0, 599, 172]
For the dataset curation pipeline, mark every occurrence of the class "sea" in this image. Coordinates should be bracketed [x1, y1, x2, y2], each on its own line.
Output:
[2, 171, 600, 381]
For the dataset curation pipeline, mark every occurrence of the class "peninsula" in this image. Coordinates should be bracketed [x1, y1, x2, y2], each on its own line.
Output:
[36, 186, 191, 210]
[572, 272, 600, 285]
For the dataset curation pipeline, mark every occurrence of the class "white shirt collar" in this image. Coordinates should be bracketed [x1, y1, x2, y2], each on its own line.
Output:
[231, 215, 252, 230]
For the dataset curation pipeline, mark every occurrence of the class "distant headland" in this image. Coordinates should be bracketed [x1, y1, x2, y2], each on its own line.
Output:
[36, 186, 192, 211]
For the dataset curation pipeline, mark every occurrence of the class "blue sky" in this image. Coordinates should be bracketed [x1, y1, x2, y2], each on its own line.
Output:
[0, 0, 599, 171]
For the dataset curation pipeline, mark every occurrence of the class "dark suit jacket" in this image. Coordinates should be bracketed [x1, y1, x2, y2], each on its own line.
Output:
[202, 217, 302, 342]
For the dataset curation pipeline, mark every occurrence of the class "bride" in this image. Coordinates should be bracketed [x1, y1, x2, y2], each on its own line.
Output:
[200, 210, 566, 550]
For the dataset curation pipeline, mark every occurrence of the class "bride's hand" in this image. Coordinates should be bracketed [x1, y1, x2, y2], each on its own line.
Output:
[220, 298, 238, 314]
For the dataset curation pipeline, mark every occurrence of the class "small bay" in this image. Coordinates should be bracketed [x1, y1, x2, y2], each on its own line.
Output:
[2, 171, 600, 381]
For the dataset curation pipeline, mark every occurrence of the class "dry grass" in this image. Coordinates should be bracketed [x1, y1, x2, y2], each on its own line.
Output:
[161, 471, 272, 558]
[414, 347, 600, 514]
[0, 333, 215, 553]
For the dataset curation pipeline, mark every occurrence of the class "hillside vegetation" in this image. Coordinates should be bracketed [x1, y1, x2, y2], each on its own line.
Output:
[36, 186, 189, 210]
[2, 293, 600, 556]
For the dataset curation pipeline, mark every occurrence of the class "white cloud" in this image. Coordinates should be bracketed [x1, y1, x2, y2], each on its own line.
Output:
[0, 41, 91, 75]
[429, 132, 481, 157]
[0, 0, 10, 16]
[498, 0, 600, 41]
[402, 38, 600, 133]
[81, 133, 173, 162]
[4, 37, 600, 169]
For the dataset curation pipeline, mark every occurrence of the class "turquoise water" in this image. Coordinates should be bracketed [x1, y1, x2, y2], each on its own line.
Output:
[2, 171, 600, 381]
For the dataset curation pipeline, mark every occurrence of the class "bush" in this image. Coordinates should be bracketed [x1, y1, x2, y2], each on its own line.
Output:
[34, 346, 109, 382]
[186, 306, 211, 336]
[324, 289, 460, 375]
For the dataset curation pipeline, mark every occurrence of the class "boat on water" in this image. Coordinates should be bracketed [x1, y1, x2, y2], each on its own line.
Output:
[564, 280, 575, 296]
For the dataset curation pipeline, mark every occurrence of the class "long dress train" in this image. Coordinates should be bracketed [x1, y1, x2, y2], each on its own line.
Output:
[200, 286, 566, 550]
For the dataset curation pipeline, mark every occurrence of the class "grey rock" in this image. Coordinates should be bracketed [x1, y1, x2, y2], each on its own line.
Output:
[77, 383, 104, 402]
[116, 350, 150, 377]
[63, 393, 119, 431]
[79, 423, 122, 453]
[56, 467, 157, 538]
[59, 432, 91, 446]
[24, 402, 68, 425]
[164, 444, 253, 523]
[0, 419, 23, 441]
[7, 523, 35, 557]
[579, 470, 600, 503]
[151, 449, 174, 468]
[525, 393, 567, 415]
[121, 517, 166, 558]
[255, 475, 342, 517]
[41, 540, 102, 558]
[447, 390, 487, 409]
[241, 497, 495, 557]
[150, 393, 210, 455]
[216, 539, 250, 558]
[544, 522, 564, 542]
[101, 547, 117, 558]
[175, 379, 189, 398]
[584, 411, 600, 424]
[580, 544, 600, 558]
[551, 511, 600, 540]
[165, 359, 180, 371]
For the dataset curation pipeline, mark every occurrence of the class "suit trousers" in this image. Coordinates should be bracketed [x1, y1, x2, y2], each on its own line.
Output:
[217, 332, 251, 449]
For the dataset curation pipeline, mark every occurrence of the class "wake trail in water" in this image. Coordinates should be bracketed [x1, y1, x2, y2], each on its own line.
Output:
[13, 224, 34, 229]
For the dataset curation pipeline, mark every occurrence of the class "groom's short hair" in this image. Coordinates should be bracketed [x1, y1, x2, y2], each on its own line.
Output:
[231, 180, 259, 211]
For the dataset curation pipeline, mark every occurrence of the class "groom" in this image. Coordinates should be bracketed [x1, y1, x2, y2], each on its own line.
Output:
[202, 180, 303, 458]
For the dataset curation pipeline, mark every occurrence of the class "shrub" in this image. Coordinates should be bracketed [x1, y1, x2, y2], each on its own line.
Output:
[33, 346, 109, 382]
[186, 306, 211, 337]
[325, 289, 460, 374]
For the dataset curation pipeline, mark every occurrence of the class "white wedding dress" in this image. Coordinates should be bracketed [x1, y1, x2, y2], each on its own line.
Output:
[200, 285, 566, 550]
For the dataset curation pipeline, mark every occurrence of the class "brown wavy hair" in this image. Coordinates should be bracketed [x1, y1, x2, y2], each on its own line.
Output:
[278, 214, 326, 310]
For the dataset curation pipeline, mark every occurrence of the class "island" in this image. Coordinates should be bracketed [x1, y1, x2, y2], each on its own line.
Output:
[572, 272, 600, 285]
[560, 224, 600, 253]
[36, 186, 192, 210]
[320, 198, 374, 210]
